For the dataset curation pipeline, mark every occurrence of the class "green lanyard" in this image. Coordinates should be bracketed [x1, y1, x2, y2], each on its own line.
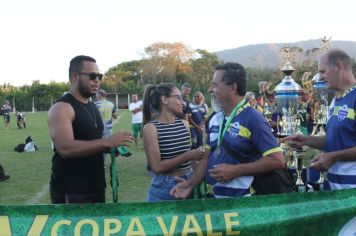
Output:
[217, 99, 247, 148]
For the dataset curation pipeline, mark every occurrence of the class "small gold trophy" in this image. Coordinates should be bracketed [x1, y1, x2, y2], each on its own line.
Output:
[316, 169, 325, 191]
[280, 142, 295, 167]
[294, 150, 306, 192]
[313, 120, 326, 190]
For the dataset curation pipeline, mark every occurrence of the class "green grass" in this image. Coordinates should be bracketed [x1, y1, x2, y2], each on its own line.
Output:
[0, 110, 150, 205]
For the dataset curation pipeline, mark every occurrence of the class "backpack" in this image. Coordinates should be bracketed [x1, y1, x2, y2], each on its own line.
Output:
[14, 136, 38, 153]
[14, 143, 25, 152]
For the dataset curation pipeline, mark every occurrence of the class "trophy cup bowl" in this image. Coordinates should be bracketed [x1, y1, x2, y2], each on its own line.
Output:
[275, 62, 302, 137]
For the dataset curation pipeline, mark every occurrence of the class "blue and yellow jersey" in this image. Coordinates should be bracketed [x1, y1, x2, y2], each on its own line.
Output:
[326, 86, 356, 189]
[188, 102, 208, 126]
[206, 103, 281, 197]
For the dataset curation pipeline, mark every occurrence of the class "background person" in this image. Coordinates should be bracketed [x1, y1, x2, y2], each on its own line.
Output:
[129, 94, 143, 146]
[16, 111, 26, 129]
[245, 91, 263, 114]
[95, 89, 118, 138]
[142, 83, 204, 201]
[171, 63, 285, 199]
[188, 91, 208, 149]
[48, 55, 133, 204]
[256, 81, 267, 108]
[1, 100, 11, 129]
[281, 49, 356, 190]
[180, 83, 192, 121]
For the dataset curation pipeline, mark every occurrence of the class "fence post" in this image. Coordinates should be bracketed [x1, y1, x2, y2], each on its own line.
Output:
[32, 97, 35, 113]
[12, 97, 16, 112]
[116, 94, 118, 109]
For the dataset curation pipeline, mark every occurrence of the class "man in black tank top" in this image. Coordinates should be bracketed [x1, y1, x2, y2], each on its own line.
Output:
[48, 55, 133, 204]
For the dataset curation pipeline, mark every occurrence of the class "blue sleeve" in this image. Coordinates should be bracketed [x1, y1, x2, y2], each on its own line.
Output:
[249, 111, 280, 156]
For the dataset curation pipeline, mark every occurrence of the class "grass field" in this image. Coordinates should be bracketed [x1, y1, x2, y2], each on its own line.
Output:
[0, 110, 150, 205]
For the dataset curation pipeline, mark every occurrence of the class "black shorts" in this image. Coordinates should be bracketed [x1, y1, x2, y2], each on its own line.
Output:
[3, 113, 10, 123]
[50, 185, 105, 204]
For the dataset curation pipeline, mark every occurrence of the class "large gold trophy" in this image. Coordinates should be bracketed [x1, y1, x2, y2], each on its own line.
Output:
[270, 39, 331, 192]
[311, 37, 331, 132]
[309, 37, 331, 190]
[274, 48, 307, 192]
[311, 73, 328, 190]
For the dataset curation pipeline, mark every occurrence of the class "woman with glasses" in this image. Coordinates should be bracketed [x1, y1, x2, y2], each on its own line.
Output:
[142, 83, 205, 202]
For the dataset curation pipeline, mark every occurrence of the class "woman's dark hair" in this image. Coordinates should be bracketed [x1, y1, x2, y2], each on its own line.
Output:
[142, 83, 175, 125]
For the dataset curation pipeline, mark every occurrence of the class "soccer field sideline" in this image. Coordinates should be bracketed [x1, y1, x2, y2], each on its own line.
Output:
[0, 110, 150, 205]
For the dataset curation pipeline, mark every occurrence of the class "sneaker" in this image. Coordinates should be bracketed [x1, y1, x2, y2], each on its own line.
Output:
[0, 175, 10, 181]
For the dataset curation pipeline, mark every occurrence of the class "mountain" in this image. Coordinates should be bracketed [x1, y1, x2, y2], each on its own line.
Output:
[215, 39, 356, 68]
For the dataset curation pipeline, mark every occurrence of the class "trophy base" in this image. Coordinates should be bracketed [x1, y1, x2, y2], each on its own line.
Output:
[276, 134, 289, 139]
[296, 184, 307, 193]
[317, 183, 324, 191]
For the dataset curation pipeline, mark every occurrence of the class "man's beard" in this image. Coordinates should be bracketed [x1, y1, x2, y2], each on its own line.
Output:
[211, 95, 221, 113]
[78, 79, 95, 98]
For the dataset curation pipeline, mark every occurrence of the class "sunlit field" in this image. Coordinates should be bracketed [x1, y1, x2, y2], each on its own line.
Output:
[0, 110, 150, 205]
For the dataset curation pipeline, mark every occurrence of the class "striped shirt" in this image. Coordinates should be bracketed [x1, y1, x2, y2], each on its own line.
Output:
[150, 118, 191, 170]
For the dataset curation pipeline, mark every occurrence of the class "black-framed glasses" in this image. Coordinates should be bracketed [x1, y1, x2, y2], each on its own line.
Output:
[78, 72, 103, 81]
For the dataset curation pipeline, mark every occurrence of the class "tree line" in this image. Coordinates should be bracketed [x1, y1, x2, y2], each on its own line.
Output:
[2, 42, 354, 112]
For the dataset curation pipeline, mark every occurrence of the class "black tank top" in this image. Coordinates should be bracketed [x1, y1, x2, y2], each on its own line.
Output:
[50, 93, 105, 193]
[150, 118, 191, 170]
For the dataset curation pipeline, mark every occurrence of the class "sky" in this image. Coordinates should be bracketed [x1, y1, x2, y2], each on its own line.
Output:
[0, 0, 355, 86]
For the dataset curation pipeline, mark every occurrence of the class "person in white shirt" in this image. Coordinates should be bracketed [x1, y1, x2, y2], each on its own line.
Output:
[129, 94, 143, 146]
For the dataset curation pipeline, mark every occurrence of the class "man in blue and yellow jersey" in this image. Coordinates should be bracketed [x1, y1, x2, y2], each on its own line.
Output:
[171, 63, 285, 198]
[281, 49, 356, 190]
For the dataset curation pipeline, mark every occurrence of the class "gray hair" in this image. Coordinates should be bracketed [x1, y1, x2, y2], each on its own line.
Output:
[324, 49, 351, 70]
[181, 83, 191, 90]
[193, 91, 204, 105]
[245, 91, 255, 100]
[258, 81, 267, 93]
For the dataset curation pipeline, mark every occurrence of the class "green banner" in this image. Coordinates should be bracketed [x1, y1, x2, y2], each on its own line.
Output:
[1, 189, 356, 235]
